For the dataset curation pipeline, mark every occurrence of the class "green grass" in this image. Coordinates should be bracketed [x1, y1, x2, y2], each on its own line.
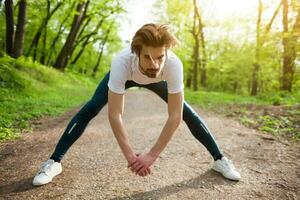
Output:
[0, 55, 98, 141]
[184, 89, 267, 108]
[184, 89, 300, 141]
[1, 55, 299, 142]
[184, 89, 300, 107]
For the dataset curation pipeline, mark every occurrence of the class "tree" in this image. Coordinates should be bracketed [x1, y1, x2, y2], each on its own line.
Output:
[4, 0, 27, 58]
[4, 0, 14, 56]
[190, 0, 207, 91]
[251, 0, 283, 95]
[46, 1, 76, 66]
[92, 24, 112, 77]
[196, 2, 207, 88]
[191, 0, 200, 91]
[70, 17, 106, 65]
[25, 1, 63, 62]
[54, 0, 89, 70]
[281, 0, 300, 91]
[251, 0, 263, 96]
[12, 0, 26, 58]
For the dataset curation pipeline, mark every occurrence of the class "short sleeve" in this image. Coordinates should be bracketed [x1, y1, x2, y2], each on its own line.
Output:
[165, 57, 184, 94]
[107, 56, 128, 94]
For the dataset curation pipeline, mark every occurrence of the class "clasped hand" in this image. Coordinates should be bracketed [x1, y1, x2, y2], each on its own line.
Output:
[127, 152, 158, 177]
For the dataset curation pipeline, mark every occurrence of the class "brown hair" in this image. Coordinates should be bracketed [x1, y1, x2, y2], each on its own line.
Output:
[131, 23, 177, 55]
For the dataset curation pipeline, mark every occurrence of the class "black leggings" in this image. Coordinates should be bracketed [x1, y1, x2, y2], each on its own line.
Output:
[50, 72, 223, 161]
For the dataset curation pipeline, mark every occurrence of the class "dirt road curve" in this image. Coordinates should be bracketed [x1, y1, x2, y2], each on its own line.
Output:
[0, 91, 299, 200]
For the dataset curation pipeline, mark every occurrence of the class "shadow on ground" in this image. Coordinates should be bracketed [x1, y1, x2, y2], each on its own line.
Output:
[110, 169, 238, 200]
[0, 177, 36, 195]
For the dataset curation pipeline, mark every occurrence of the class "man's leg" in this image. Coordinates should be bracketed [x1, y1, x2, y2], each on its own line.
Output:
[33, 76, 142, 186]
[50, 72, 111, 162]
[33, 72, 113, 186]
[142, 81, 223, 161]
[141, 81, 241, 181]
[50, 77, 141, 162]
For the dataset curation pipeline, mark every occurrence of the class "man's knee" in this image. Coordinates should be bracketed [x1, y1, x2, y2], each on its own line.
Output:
[183, 103, 199, 122]
[80, 99, 106, 119]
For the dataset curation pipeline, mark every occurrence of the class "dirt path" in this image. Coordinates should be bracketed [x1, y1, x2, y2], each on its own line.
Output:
[0, 91, 299, 200]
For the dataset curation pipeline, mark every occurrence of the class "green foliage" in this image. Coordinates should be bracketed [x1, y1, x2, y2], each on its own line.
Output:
[205, 41, 254, 93]
[256, 90, 300, 105]
[184, 88, 268, 108]
[0, 55, 97, 142]
[159, 0, 300, 95]
[0, 127, 19, 141]
[258, 115, 281, 135]
[258, 115, 294, 136]
[1, 0, 299, 142]
[240, 116, 257, 127]
[184, 89, 299, 141]
[0, 0, 124, 77]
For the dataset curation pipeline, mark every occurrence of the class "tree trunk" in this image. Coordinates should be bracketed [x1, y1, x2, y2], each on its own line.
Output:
[281, 0, 300, 91]
[186, 68, 192, 88]
[13, 0, 26, 58]
[75, 16, 92, 46]
[192, 40, 200, 91]
[199, 18, 207, 88]
[71, 18, 106, 65]
[68, 16, 92, 62]
[92, 27, 112, 77]
[40, 0, 51, 64]
[71, 0, 113, 58]
[4, 0, 14, 56]
[46, 2, 75, 66]
[265, 0, 283, 34]
[250, 0, 283, 95]
[195, 1, 207, 88]
[70, 5, 119, 64]
[191, 0, 200, 91]
[251, 0, 263, 96]
[0, 1, 3, 15]
[54, 1, 89, 70]
[26, 1, 62, 60]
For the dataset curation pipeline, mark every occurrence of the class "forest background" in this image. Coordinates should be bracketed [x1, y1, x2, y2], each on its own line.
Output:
[0, 0, 299, 141]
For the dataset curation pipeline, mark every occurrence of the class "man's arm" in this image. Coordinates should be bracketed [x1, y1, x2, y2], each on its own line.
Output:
[108, 89, 135, 161]
[129, 92, 184, 174]
[150, 92, 184, 156]
[108, 89, 151, 176]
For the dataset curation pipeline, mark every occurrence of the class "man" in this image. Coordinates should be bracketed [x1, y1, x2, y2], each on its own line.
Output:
[33, 23, 241, 186]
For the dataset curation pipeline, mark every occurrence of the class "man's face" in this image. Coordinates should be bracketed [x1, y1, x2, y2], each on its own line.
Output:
[139, 45, 166, 78]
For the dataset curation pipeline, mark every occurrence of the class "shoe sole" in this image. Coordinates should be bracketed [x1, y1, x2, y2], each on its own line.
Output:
[212, 166, 240, 181]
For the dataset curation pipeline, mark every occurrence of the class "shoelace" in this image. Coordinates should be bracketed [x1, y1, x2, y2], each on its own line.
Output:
[38, 161, 53, 175]
[224, 159, 235, 170]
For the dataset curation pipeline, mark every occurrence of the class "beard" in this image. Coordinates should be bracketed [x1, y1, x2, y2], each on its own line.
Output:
[139, 64, 160, 78]
[144, 69, 160, 78]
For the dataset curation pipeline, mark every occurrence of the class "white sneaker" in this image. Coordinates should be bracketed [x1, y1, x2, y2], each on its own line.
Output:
[32, 159, 62, 186]
[212, 156, 241, 181]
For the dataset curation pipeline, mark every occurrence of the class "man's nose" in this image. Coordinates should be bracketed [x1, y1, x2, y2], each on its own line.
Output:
[150, 59, 159, 69]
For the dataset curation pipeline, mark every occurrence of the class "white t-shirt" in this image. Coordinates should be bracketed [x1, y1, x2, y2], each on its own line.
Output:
[107, 46, 184, 94]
